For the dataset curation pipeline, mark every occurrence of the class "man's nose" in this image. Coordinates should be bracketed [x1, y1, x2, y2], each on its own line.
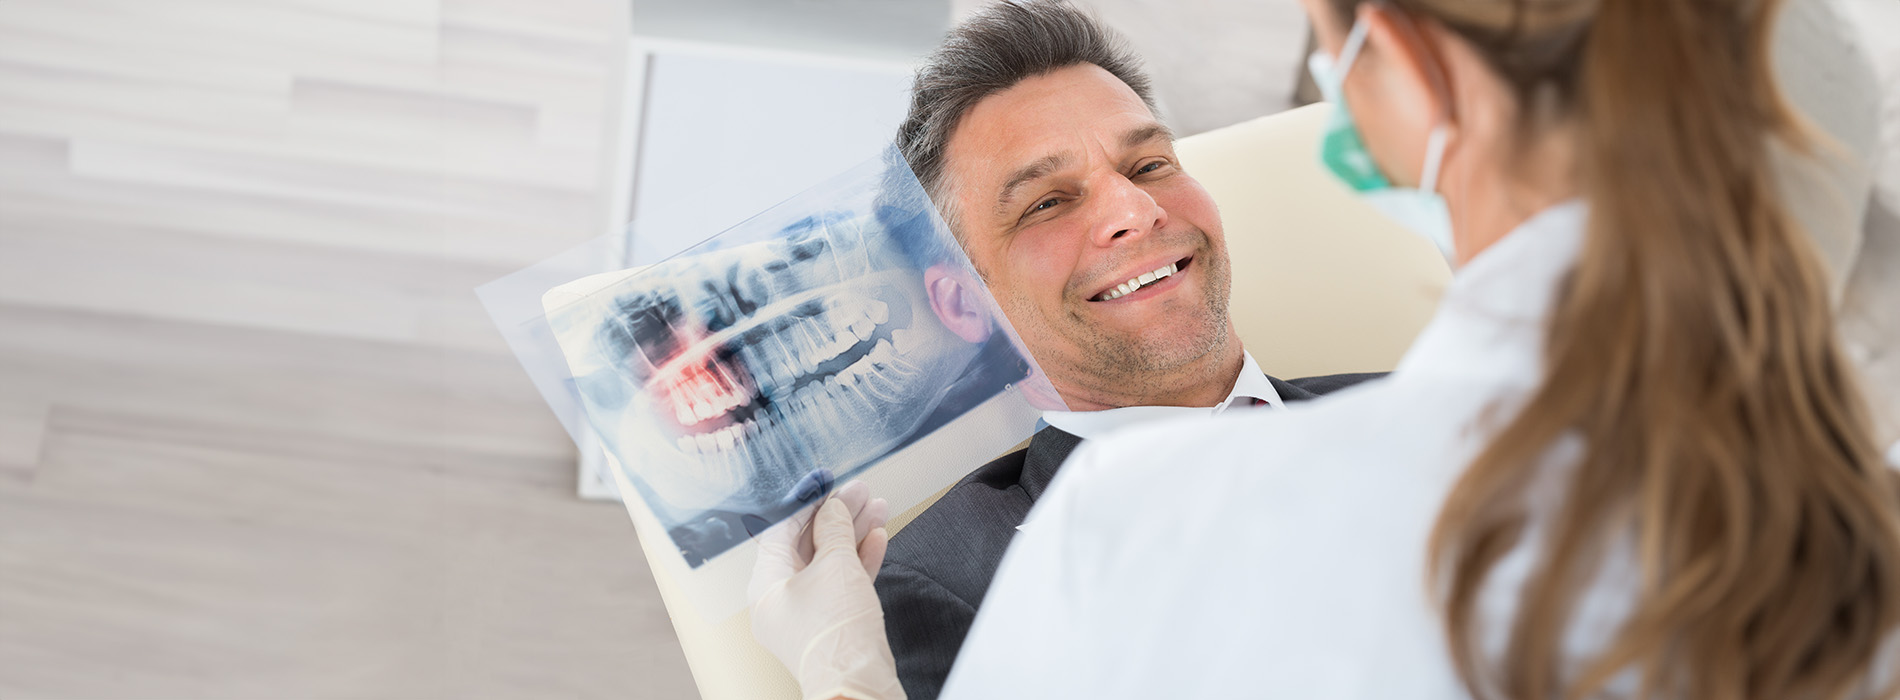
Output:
[1087, 174, 1166, 247]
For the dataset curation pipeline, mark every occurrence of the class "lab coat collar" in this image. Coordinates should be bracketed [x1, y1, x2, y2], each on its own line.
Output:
[1395, 199, 1589, 384]
[1039, 350, 1284, 440]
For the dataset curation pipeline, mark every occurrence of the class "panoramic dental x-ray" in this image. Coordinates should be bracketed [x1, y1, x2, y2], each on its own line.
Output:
[544, 151, 1055, 568]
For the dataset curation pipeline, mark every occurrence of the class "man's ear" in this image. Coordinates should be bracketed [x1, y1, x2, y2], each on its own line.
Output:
[923, 263, 994, 344]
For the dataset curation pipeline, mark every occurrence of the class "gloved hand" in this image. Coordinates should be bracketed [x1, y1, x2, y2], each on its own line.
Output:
[749, 479, 905, 700]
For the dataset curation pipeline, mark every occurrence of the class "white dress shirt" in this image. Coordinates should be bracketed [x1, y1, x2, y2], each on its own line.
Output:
[1039, 350, 1284, 440]
[940, 201, 1629, 699]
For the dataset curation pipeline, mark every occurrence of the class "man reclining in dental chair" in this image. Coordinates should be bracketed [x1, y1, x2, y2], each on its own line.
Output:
[870, 5, 1386, 698]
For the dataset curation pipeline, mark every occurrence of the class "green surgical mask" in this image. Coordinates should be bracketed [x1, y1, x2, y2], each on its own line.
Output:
[1307, 16, 1457, 263]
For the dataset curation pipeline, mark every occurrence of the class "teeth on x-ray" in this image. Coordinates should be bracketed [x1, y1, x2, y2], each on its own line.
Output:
[891, 327, 921, 355]
[653, 292, 919, 473]
[660, 297, 895, 430]
[603, 246, 959, 522]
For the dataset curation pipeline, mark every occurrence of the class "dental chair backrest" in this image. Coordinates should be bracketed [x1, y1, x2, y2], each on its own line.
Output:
[631, 90, 1889, 698]
[1175, 104, 1450, 378]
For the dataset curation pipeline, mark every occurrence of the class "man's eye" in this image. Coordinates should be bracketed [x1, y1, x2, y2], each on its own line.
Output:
[1032, 197, 1060, 213]
[1136, 160, 1167, 175]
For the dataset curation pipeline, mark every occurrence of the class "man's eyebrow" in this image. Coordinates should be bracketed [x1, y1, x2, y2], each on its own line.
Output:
[995, 152, 1072, 216]
[989, 125, 1173, 218]
[1122, 122, 1174, 149]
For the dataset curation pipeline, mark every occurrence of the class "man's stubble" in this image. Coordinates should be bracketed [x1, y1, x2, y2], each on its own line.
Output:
[1008, 226, 1236, 405]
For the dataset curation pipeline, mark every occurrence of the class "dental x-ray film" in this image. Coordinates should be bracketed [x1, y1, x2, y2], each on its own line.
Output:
[532, 149, 1060, 605]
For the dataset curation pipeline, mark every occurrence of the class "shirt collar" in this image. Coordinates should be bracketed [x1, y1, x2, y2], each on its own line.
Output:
[1039, 350, 1283, 440]
[1228, 350, 1285, 410]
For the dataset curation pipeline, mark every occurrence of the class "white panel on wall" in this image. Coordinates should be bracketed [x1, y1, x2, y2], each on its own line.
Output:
[621, 41, 916, 266]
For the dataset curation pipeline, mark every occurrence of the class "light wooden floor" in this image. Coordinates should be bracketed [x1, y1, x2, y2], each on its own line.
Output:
[0, 0, 698, 697]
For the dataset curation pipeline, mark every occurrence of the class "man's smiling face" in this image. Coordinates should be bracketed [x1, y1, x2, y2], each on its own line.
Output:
[941, 63, 1238, 409]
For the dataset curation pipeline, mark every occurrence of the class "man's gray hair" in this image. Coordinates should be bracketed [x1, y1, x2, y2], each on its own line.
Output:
[895, 0, 1157, 232]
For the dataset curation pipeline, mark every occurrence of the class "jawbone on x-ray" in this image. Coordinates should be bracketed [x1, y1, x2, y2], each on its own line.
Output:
[553, 207, 1024, 567]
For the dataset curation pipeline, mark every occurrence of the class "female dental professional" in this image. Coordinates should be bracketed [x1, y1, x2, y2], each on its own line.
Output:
[747, 0, 1900, 698]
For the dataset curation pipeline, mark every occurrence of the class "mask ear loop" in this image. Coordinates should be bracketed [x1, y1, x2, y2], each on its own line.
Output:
[1419, 126, 1449, 194]
[1334, 13, 1373, 76]
[1332, 4, 1453, 197]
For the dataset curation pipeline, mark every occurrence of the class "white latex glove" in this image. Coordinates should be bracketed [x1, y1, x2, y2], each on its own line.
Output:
[749, 480, 904, 700]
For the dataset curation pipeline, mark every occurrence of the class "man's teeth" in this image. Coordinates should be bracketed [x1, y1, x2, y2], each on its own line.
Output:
[1096, 261, 1179, 301]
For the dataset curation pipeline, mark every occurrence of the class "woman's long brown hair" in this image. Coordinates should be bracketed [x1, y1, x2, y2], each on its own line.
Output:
[1324, 0, 1900, 697]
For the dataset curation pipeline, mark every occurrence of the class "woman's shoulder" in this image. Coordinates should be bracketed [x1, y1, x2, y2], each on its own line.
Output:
[1066, 375, 1438, 495]
[975, 377, 1480, 697]
[1039, 376, 1473, 553]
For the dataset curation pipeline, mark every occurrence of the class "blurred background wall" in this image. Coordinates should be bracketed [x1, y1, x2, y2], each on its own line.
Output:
[0, 0, 1893, 699]
[951, 0, 1316, 136]
[0, 0, 706, 697]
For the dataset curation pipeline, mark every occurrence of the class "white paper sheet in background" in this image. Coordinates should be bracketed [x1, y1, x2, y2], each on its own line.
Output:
[619, 41, 915, 267]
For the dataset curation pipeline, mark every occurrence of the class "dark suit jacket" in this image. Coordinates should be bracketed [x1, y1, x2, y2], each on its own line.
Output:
[873, 372, 1386, 700]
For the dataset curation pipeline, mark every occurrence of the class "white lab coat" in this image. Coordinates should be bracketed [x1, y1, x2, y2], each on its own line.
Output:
[940, 201, 1614, 698]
